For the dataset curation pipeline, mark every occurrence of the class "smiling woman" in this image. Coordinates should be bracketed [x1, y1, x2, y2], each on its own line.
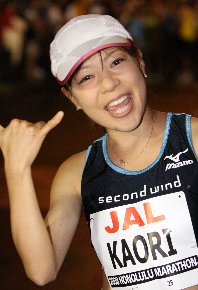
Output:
[0, 14, 198, 290]
[62, 47, 147, 131]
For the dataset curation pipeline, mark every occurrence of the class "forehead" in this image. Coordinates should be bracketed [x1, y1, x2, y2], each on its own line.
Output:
[80, 47, 125, 67]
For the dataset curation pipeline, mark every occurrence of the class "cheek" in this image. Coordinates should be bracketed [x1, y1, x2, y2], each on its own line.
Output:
[120, 61, 143, 82]
[122, 66, 147, 105]
[73, 89, 99, 110]
[120, 70, 145, 93]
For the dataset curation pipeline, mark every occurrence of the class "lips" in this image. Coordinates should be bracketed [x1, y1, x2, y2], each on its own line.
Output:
[105, 95, 132, 117]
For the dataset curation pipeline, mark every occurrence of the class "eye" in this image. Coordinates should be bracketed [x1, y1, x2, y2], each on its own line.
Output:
[78, 75, 93, 84]
[111, 57, 125, 67]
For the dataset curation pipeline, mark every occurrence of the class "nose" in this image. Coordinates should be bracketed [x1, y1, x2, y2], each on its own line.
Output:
[100, 70, 120, 94]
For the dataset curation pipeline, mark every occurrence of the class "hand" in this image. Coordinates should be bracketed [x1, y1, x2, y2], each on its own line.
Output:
[0, 111, 64, 171]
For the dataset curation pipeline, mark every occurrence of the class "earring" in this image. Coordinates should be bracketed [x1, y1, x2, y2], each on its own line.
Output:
[143, 72, 148, 78]
[76, 105, 81, 111]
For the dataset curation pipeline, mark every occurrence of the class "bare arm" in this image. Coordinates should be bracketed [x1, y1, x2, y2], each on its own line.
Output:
[0, 112, 84, 285]
[44, 152, 85, 273]
[101, 271, 111, 290]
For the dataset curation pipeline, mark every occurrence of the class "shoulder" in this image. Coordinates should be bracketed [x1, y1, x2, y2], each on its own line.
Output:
[190, 116, 198, 154]
[52, 150, 87, 193]
[59, 150, 87, 170]
[191, 116, 198, 132]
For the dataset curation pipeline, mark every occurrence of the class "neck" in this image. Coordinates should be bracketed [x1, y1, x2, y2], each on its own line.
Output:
[107, 108, 156, 148]
[107, 109, 157, 166]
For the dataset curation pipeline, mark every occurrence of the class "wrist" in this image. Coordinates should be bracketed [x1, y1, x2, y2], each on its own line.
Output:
[4, 161, 31, 178]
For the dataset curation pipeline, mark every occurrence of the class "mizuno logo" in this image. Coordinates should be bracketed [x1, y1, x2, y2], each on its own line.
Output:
[164, 148, 194, 171]
[164, 148, 188, 163]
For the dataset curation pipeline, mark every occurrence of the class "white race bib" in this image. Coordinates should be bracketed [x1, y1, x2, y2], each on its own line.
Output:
[90, 191, 198, 289]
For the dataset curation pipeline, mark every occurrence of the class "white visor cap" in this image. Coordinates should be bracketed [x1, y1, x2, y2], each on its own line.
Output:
[50, 14, 133, 85]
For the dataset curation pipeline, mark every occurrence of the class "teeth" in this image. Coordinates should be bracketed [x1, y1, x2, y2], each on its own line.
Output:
[108, 95, 128, 107]
[114, 106, 128, 114]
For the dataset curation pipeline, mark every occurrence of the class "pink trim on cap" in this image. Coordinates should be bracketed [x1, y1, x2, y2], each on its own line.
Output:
[57, 40, 133, 85]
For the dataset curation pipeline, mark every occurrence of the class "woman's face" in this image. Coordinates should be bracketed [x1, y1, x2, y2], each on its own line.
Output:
[68, 47, 147, 133]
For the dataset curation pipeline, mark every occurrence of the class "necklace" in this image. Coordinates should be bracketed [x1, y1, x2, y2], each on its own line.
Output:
[109, 114, 155, 166]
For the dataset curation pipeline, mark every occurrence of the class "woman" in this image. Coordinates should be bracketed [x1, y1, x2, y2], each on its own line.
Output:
[0, 14, 198, 290]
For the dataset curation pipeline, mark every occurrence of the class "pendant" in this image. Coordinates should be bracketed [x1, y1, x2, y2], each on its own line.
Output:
[120, 159, 128, 165]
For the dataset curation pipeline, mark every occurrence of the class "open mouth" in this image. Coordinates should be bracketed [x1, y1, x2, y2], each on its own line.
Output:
[105, 95, 132, 116]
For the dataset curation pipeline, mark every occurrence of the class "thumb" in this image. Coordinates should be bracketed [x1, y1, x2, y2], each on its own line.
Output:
[40, 111, 64, 136]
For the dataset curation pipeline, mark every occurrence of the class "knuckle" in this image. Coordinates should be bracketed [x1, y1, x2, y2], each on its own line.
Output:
[35, 121, 46, 128]
[10, 118, 20, 126]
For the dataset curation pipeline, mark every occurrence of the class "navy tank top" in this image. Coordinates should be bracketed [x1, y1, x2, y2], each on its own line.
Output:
[81, 113, 198, 290]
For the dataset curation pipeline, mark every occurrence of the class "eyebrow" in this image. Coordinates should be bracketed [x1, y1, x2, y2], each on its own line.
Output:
[79, 48, 121, 71]
[103, 48, 121, 62]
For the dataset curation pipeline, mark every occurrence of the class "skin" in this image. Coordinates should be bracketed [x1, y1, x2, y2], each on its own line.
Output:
[0, 47, 198, 290]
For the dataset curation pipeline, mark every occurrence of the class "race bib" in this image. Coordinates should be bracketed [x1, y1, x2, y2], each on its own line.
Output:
[90, 191, 198, 290]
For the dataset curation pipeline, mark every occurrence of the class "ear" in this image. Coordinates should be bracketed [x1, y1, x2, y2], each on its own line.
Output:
[61, 87, 82, 110]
